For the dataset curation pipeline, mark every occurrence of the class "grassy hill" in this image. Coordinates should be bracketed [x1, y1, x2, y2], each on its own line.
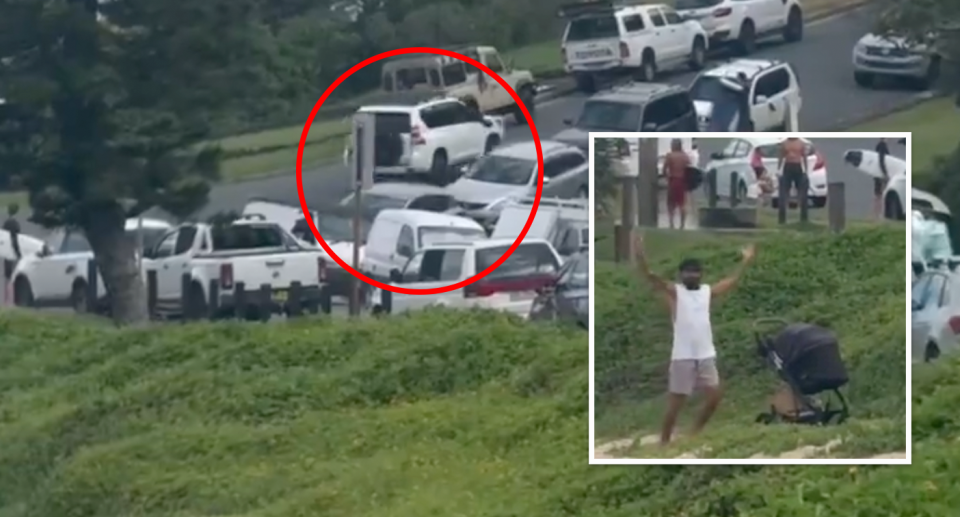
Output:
[594, 225, 907, 458]
[0, 223, 946, 516]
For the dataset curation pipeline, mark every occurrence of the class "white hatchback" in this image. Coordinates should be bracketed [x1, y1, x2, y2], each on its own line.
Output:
[704, 136, 827, 207]
[913, 267, 960, 362]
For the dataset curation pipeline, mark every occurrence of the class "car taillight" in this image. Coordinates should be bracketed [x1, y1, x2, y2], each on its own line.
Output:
[813, 152, 825, 170]
[949, 316, 960, 334]
[619, 41, 629, 58]
[464, 275, 555, 298]
[561, 47, 567, 64]
[220, 263, 234, 289]
[411, 124, 426, 146]
[713, 7, 732, 16]
[318, 257, 327, 282]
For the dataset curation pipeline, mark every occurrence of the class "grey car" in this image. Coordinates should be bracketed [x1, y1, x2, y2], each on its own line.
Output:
[445, 140, 589, 215]
[852, 33, 940, 89]
[528, 250, 588, 328]
[552, 82, 699, 150]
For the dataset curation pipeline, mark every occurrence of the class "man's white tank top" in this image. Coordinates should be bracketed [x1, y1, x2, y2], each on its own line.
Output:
[671, 284, 716, 360]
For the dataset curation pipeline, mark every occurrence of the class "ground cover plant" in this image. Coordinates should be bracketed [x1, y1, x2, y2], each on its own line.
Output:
[594, 225, 907, 458]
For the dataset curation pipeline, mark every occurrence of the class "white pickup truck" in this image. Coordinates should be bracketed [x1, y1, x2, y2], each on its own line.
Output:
[11, 217, 172, 312]
[367, 237, 562, 317]
[142, 217, 329, 319]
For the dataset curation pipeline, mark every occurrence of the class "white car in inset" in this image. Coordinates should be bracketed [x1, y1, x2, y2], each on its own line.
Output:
[913, 265, 960, 362]
[842, 148, 907, 220]
[704, 136, 828, 207]
[675, 0, 804, 54]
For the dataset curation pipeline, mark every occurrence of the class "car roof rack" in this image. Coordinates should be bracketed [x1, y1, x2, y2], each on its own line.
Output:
[558, 0, 649, 18]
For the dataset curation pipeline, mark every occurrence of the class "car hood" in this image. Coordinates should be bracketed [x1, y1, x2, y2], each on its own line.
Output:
[446, 179, 528, 206]
[857, 33, 912, 48]
[552, 128, 589, 151]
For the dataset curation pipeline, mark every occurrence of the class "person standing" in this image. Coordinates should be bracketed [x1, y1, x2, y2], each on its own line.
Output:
[874, 138, 890, 220]
[2, 203, 22, 304]
[632, 232, 757, 445]
[776, 137, 809, 224]
[662, 139, 692, 230]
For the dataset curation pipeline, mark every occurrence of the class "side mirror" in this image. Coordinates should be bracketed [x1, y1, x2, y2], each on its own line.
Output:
[389, 268, 403, 283]
[642, 122, 657, 131]
[563, 118, 573, 126]
[38, 245, 51, 257]
[754, 95, 768, 104]
[710, 151, 723, 160]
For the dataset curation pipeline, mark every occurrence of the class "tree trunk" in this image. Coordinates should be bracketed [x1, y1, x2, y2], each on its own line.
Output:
[81, 207, 149, 325]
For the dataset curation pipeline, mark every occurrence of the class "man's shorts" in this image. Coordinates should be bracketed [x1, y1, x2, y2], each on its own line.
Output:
[668, 358, 720, 395]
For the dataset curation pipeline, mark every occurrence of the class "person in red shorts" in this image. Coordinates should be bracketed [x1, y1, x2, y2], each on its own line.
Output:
[662, 139, 691, 229]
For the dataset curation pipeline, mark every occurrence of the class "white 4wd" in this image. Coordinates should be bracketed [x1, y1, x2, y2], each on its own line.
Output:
[346, 96, 505, 184]
[560, 1, 709, 92]
[675, 0, 804, 54]
[381, 46, 539, 124]
[689, 59, 801, 131]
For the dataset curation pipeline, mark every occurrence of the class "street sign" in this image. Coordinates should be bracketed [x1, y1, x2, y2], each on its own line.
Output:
[352, 112, 375, 191]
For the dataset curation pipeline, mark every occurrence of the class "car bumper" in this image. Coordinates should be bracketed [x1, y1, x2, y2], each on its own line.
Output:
[217, 284, 327, 316]
[852, 54, 928, 78]
[565, 60, 623, 74]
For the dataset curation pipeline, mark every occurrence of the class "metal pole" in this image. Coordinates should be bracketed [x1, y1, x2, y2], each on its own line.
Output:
[350, 183, 362, 316]
[637, 138, 659, 227]
[136, 216, 144, 272]
[350, 112, 375, 317]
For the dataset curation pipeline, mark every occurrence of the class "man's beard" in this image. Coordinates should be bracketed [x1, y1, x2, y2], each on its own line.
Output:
[681, 279, 701, 289]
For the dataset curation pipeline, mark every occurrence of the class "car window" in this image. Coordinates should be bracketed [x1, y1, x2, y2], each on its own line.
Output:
[417, 249, 465, 282]
[575, 100, 643, 131]
[622, 14, 644, 32]
[720, 139, 741, 157]
[662, 8, 682, 24]
[397, 225, 415, 256]
[484, 52, 504, 73]
[731, 140, 751, 158]
[382, 73, 394, 91]
[152, 231, 178, 258]
[212, 224, 285, 250]
[467, 154, 536, 185]
[173, 226, 196, 255]
[419, 102, 463, 128]
[676, 0, 723, 7]
[566, 15, 620, 41]
[401, 251, 424, 280]
[558, 254, 588, 289]
[407, 194, 454, 212]
[59, 230, 92, 253]
[754, 69, 790, 101]
[441, 62, 467, 85]
[395, 67, 430, 90]
[475, 242, 559, 280]
[640, 97, 675, 129]
[545, 152, 587, 178]
[649, 11, 666, 26]
[418, 226, 486, 248]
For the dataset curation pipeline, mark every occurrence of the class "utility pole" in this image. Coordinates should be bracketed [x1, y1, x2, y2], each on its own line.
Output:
[350, 112, 375, 316]
[614, 139, 635, 262]
[637, 138, 659, 227]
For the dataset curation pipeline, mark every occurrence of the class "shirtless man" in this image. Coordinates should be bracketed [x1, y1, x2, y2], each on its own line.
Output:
[776, 137, 809, 224]
[632, 232, 756, 445]
[662, 139, 691, 229]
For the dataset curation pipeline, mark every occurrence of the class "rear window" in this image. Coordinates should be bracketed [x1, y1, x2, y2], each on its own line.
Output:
[475, 242, 559, 280]
[755, 142, 815, 158]
[212, 225, 289, 251]
[575, 100, 642, 131]
[372, 112, 411, 133]
[566, 16, 620, 42]
[441, 63, 467, 85]
[676, 0, 723, 8]
[395, 67, 430, 89]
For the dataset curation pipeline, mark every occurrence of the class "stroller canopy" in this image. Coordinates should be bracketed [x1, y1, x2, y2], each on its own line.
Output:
[771, 323, 849, 394]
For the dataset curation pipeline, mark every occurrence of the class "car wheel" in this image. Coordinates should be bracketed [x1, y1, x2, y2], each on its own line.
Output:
[924, 341, 940, 362]
[574, 73, 596, 93]
[429, 150, 448, 184]
[186, 281, 209, 320]
[13, 277, 34, 307]
[810, 196, 827, 208]
[735, 20, 756, 55]
[688, 37, 706, 71]
[485, 135, 500, 154]
[513, 85, 536, 124]
[783, 7, 803, 42]
[635, 50, 657, 81]
[853, 71, 874, 88]
[884, 192, 904, 220]
[738, 180, 748, 202]
[71, 281, 89, 314]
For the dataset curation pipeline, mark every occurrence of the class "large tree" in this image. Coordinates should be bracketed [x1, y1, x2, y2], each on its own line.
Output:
[0, 0, 284, 324]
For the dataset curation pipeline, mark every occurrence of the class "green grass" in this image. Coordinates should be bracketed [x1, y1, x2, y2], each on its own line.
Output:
[850, 96, 960, 175]
[594, 224, 906, 459]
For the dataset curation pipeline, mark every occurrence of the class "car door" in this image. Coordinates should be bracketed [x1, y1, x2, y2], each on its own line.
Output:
[750, 70, 786, 130]
[912, 272, 947, 359]
[620, 13, 648, 65]
[479, 49, 510, 109]
[646, 9, 676, 60]
[31, 229, 90, 302]
[661, 6, 690, 61]
[393, 249, 467, 310]
[154, 226, 198, 302]
[712, 139, 750, 196]
[543, 151, 588, 198]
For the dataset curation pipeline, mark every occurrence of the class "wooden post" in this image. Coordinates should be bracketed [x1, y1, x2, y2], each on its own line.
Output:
[620, 176, 638, 229]
[180, 273, 192, 320]
[637, 138, 659, 227]
[259, 283, 271, 322]
[207, 279, 219, 319]
[705, 169, 718, 208]
[827, 182, 846, 233]
[146, 269, 158, 318]
[381, 289, 392, 314]
[319, 285, 332, 314]
[613, 223, 631, 262]
[86, 259, 99, 310]
[728, 172, 741, 207]
[288, 281, 303, 317]
[234, 282, 247, 320]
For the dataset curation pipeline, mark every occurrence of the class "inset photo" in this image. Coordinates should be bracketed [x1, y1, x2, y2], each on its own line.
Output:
[588, 133, 909, 465]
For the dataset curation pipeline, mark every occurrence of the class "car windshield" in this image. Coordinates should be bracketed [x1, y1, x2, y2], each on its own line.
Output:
[212, 224, 289, 250]
[466, 154, 536, 185]
[137, 228, 168, 252]
[575, 100, 641, 131]
[676, 0, 722, 8]
[340, 192, 408, 220]
[566, 16, 619, 41]
[418, 226, 486, 248]
[476, 242, 559, 280]
[561, 254, 588, 288]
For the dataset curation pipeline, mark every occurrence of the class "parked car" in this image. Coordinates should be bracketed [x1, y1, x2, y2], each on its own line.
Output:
[141, 217, 329, 319]
[703, 136, 827, 207]
[361, 209, 487, 283]
[446, 140, 589, 223]
[369, 237, 562, 317]
[688, 59, 802, 132]
[490, 197, 589, 260]
[912, 266, 960, 362]
[852, 33, 941, 90]
[559, 1, 709, 92]
[675, 0, 804, 53]
[842, 149, 907, 220]
[528, 250, 588, 328]
[11, 218, 171, 312]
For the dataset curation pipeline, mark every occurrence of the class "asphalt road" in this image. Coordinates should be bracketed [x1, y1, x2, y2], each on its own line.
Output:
[176, 5, 921, 225]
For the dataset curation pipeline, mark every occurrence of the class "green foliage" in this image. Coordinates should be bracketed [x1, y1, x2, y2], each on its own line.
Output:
[594, 226, 906, 455]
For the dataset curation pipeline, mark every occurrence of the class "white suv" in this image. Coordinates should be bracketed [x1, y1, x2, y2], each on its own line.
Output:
[675, 0, 804, 54]
[688, 59, 801, 131]
[344, 95, 506, 184]
[560, 2, 709, 92]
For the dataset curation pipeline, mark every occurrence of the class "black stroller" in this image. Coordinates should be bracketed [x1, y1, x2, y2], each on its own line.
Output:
[753, 318, 850, 425]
